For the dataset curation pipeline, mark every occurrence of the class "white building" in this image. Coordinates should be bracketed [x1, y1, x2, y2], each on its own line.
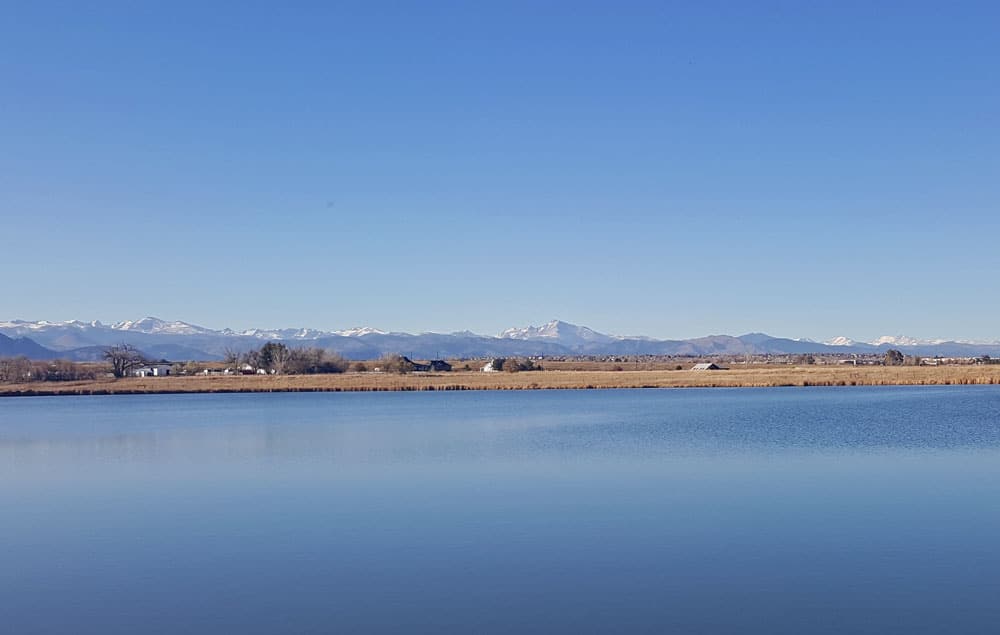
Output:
[134, 363, 173, 377]
[691, 362, 724, 371]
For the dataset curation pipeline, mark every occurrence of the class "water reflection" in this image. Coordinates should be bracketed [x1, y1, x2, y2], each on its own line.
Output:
[2, 387, 1000, 633]
[3, 387, 1000, 465]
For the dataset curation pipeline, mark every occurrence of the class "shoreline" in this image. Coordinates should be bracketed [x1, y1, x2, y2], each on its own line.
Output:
[2, 367, 1000, 397]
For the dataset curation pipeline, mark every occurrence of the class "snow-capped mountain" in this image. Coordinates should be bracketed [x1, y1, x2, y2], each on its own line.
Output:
[825, 336, 859, 347]
[0, 319, 105, 331]
[334, 327, 388, 337]
[499, 320, 617, 346]
[226, 327, 334, 340]
[869, 335, 929, 347]
[111, 317, 216, 336]
[223, 326, 390, 339]
[3, 316, 1000, 361]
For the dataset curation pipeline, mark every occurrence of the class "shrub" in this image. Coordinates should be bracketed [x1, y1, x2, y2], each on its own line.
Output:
[378, 354, 416, 374]
[288, 348, 349, 374]
[500, 358, 542, 373]
[884, 349, 905, 366]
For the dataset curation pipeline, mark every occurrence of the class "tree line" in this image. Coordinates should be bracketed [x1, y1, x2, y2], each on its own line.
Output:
[0, 342, 353, 384]
[486, 358, 543, 373]
[0, 348, 551, 384]
[0, 343, 150, 383]
[0, 357, 100, 384]
[224, 342, 350, 375]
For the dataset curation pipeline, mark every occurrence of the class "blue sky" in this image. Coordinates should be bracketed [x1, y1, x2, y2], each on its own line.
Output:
[2, 2, 997, 341]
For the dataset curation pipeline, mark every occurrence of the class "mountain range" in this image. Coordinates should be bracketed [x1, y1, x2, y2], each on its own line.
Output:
[1, 317, 999, 361]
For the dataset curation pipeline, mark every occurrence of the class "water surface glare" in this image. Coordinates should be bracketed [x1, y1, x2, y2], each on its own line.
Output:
[3, 387, 1000, 633]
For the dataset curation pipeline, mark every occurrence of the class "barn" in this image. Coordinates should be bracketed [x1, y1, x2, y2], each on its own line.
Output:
[691, 362, 725, 371]
[133, 363, 174, 377]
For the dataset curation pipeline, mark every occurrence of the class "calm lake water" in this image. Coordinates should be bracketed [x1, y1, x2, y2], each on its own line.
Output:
[3, 386, 1000, 633]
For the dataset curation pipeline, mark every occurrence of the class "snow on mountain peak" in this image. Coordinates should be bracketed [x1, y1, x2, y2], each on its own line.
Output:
[0, 319, 104, 330]
[3, 316, 998, 356]
[869, 335, 918, 346]
[110, 317, 213, 335]
[498, 320, 616, 345]
[333, 327, 387, 337]
[870, 335, 924, 347]
[227, 327, 333, 339]
[824, 336, 858, 346]
[501, 320, 571, 340]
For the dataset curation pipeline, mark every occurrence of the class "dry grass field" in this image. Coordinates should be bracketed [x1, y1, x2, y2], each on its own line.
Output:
[3, 365, 1000, 397]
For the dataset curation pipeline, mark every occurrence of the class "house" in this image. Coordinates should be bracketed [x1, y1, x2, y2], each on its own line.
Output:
[691, 362, 725, 371]
[134, 362, 174, 377]
[482, 358, 505, 372]
[392, 357, 451, 372]
[237, 364, 268, 375]
[397, 357, 432, 372]
[428, 360, 452, 372]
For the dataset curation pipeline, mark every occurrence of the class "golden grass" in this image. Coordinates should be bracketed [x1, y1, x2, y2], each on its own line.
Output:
[3, 366, 1000, 397]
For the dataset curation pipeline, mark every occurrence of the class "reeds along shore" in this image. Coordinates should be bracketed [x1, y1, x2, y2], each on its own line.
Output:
[2, 366, 1000, 397]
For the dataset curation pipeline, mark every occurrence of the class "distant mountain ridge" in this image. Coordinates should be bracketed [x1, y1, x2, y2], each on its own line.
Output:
[2, 317, 999, 361]
[0, 332, 59, 359]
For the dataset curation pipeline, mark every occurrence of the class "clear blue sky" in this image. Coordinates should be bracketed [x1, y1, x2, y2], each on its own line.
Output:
[2, 2, 997, 341]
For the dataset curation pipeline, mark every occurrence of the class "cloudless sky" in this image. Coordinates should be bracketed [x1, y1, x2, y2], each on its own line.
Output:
[2, 1, 998, 341]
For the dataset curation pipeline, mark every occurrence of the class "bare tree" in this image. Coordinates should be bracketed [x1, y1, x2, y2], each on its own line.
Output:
[223, 347, 242, 372]
[286, 347, 346, 374]
[243, 349, 262, 374]
[377, 353, 415, 374]
[311, 349, 348, 374]
[259, 342, 291, 375]
[0, 356, 32, 383]
[103, 343, 146, 378]
[500, 358, 540, 373]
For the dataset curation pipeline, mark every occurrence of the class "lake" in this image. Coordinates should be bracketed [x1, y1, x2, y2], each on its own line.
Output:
[3, 386, 1000, 633]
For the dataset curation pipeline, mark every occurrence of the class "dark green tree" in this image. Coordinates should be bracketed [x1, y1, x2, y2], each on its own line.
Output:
[884, 349, 905, 366]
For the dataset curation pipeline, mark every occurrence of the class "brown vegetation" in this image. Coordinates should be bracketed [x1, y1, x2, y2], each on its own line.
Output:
[0, 357, 101, 384]
[2, 365, 1000, 397]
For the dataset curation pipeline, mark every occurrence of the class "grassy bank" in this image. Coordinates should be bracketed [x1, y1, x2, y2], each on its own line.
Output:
[2, 366, 1000, 397]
